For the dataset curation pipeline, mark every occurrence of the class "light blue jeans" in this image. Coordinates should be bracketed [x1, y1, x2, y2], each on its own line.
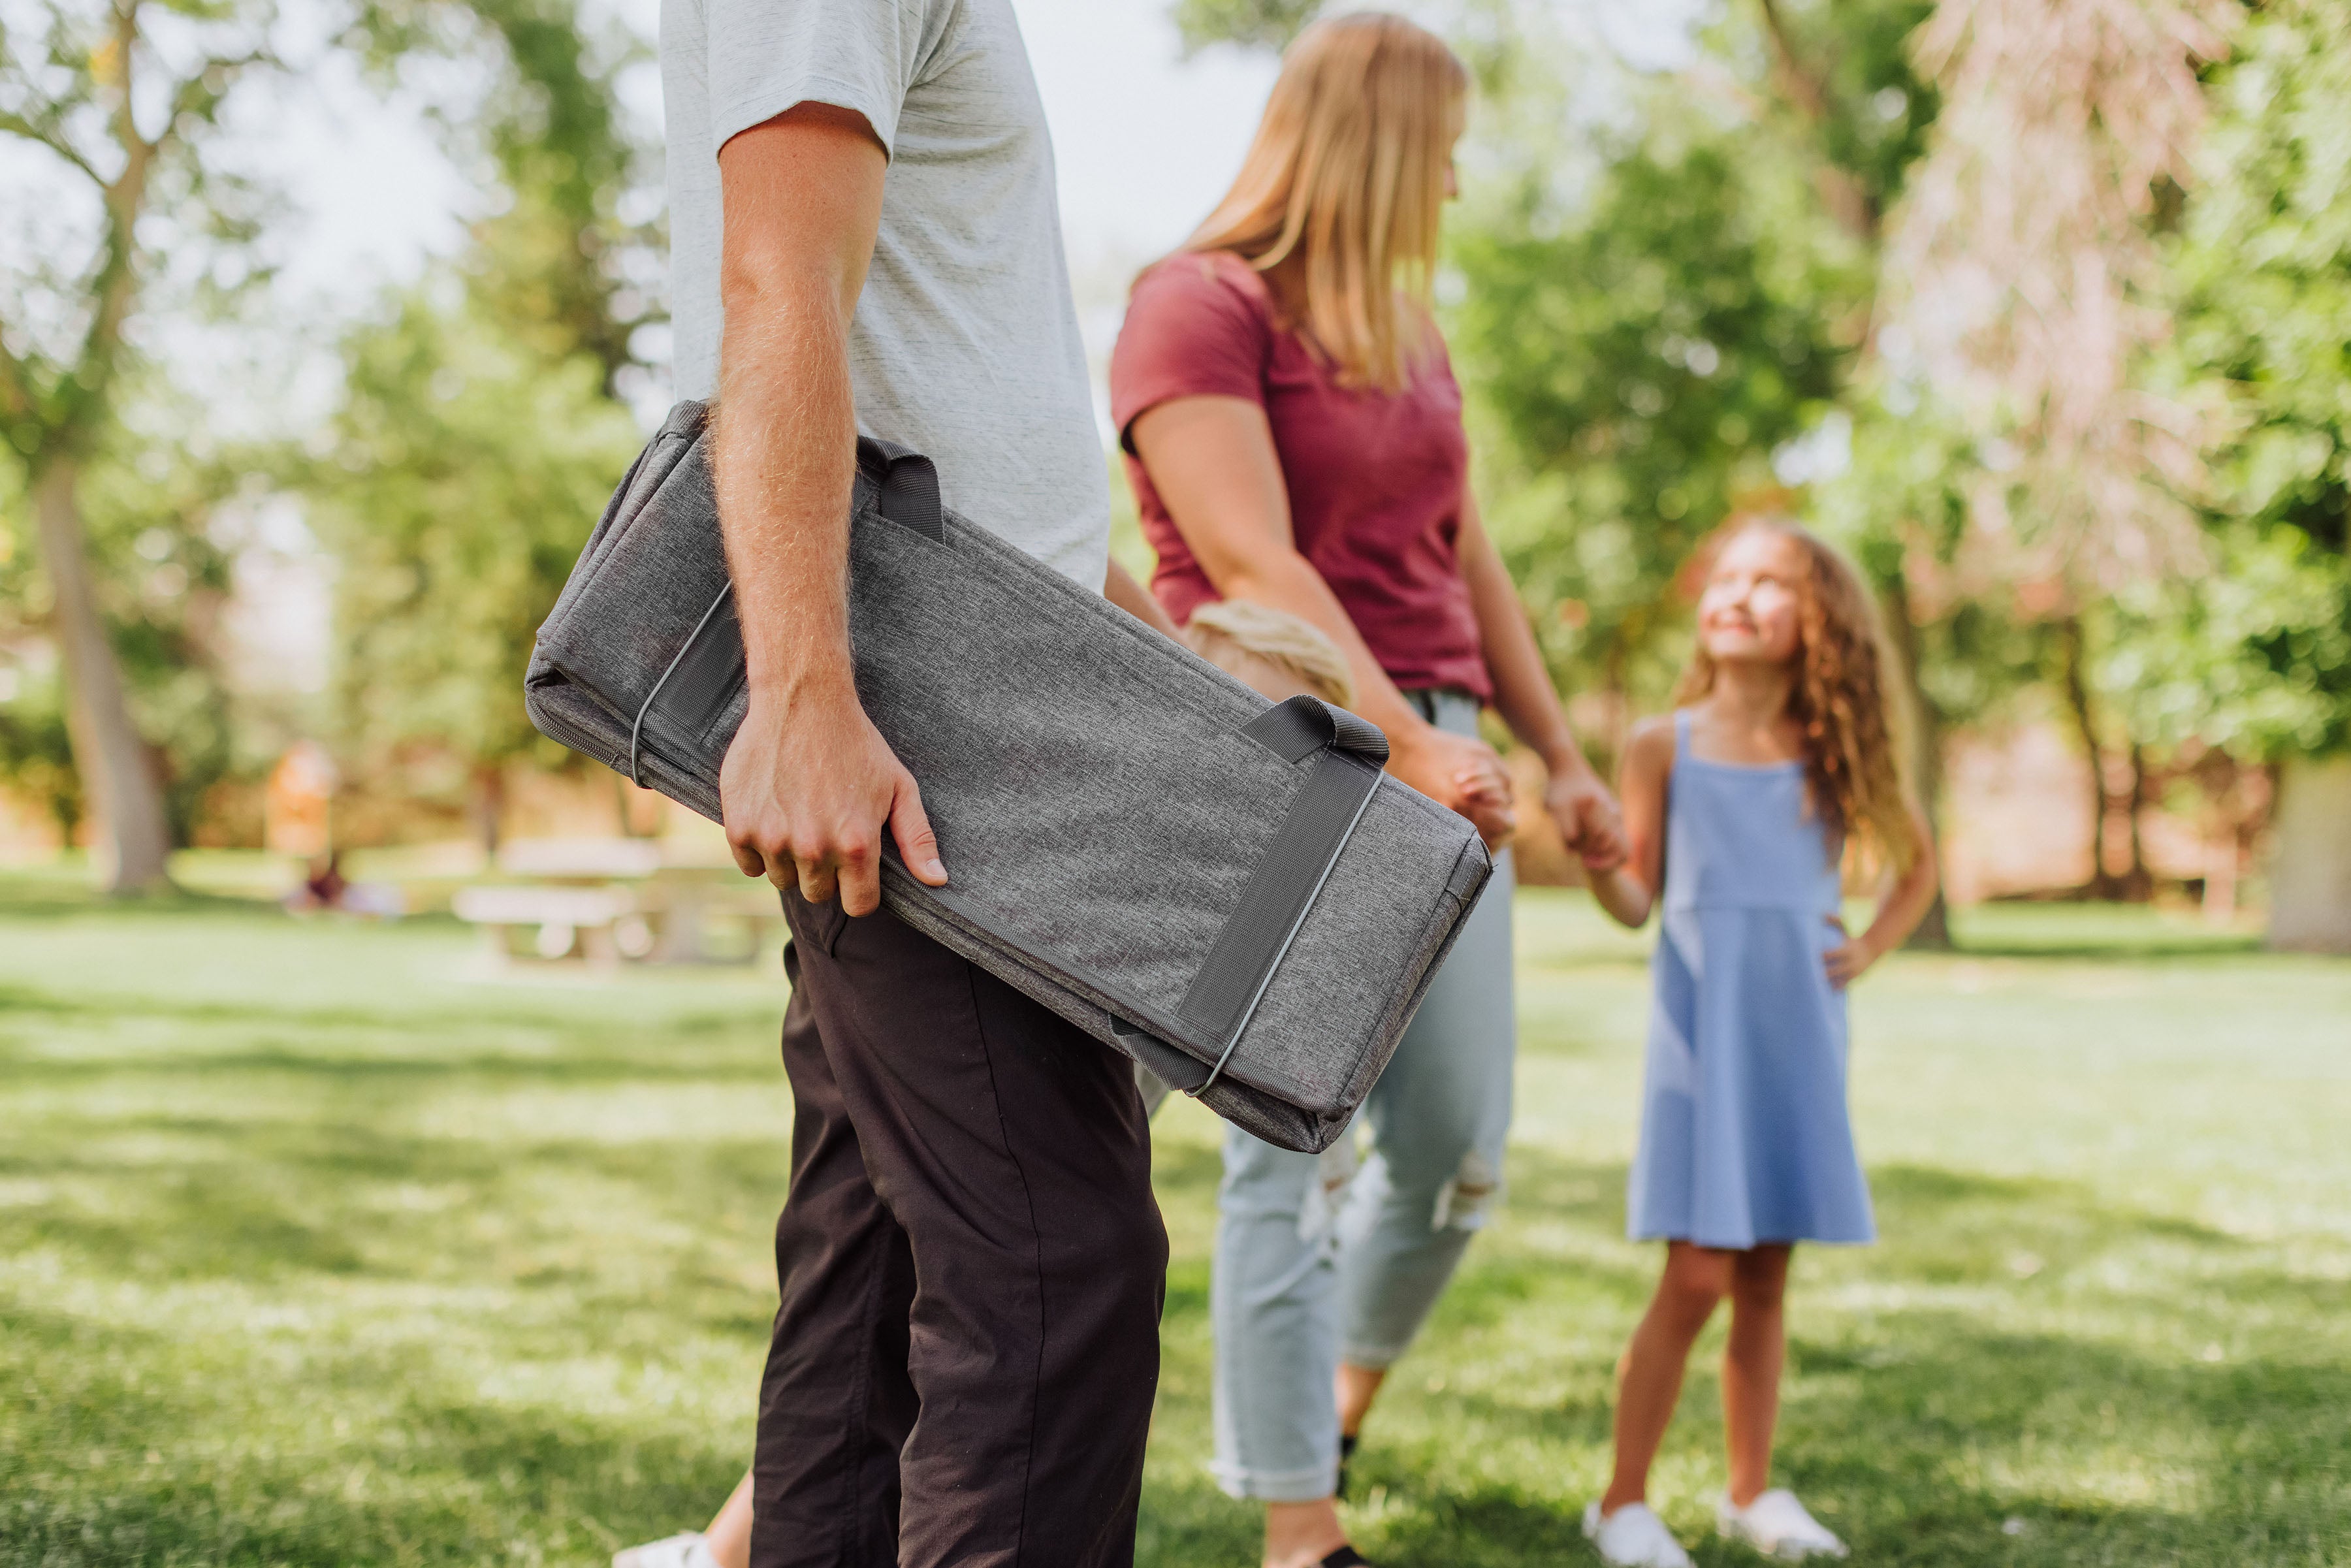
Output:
[1209, 690, 1517, 1501]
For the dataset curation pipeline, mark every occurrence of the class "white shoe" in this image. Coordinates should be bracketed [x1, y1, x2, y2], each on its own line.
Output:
[613, 1532, 721, 1568]
[1583, 1501, 1695, 1568]
[1717, 1490, 1849, 1560]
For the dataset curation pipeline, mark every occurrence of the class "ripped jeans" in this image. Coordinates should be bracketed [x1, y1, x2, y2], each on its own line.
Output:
[1209, 692, 1516, 1502]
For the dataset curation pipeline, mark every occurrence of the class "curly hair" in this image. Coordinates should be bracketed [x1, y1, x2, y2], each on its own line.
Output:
[1672, 521, 1919, 874]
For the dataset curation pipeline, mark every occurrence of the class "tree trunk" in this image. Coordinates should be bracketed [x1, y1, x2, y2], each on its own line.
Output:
[2120, 743, 2154, 902]
[2269, 754, 2351, 953]
[472, 762, 507, 859]
[1879, 572, 1952, 949]
[2055, 616, 2118, 899]
[31, 458, 172, 893]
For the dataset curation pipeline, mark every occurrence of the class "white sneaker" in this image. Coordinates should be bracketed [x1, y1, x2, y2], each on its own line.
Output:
[613, 1532, 721, 1568]
[1717, 1490, 1849, 1560]
[1583, 1501, 1695, 1568]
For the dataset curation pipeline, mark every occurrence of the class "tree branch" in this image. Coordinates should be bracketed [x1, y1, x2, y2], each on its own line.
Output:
[1753, 0, 1879, 244]
[0, 108, 104, 185]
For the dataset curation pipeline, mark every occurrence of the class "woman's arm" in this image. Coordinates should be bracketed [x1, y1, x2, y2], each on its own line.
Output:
[1456, 492, 1624, 869]
[1824, 802, 1941, 988]
[1103, 558, 1182, 640]
[1128, 394, 1516, 846]
[1587, 716, 1672, 929]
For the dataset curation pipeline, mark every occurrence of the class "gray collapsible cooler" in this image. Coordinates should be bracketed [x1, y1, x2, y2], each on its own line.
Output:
[524, 400, 1492, 1153]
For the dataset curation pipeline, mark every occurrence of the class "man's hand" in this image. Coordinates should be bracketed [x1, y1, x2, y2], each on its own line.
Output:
[1544, 762, 1625, 871]
[1390, 723, 1516, 849]
[722, 680, 946, 917]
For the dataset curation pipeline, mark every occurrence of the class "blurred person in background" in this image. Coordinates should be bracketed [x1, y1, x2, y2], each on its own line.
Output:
[1109, 16, 1625, 1567]
[1579, 522, 1937, 1567]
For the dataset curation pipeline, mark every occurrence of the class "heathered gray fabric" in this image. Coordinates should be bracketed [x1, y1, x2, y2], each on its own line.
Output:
[660, 0, 1109, 587]
[526, 402, 1491, 1153]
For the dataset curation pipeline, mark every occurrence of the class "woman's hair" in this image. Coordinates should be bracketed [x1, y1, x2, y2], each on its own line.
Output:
[1184, 598, 1355, 707]
[1672, 520, 1919, 872]
[1181, 12, 1467, 392]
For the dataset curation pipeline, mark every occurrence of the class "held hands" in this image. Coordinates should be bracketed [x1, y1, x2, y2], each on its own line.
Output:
[1389, 724, 1516, 850]
[1822, 915, 1882, 990]
[1544, 763, 1626, 872]
[719, 679, 948, 917]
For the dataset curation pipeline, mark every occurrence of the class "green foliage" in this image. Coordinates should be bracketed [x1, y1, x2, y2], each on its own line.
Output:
[2132, 0, 2351, 758]
[349, 0, 660, 388]
[1168, 0, 1319, 55]
[302, 276, 640, 814]
[1750, 0, 1940, 223]
[1449, 114, 1853, 705]
[5, 888, 2348, 1562]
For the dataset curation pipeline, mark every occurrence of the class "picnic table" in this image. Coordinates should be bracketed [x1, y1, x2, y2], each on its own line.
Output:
[453, 839, 782, 968]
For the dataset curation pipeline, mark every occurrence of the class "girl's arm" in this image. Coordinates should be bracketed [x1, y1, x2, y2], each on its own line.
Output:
[1824, 800, 1942, 988]
[1588, 716, 1674, 929]
[1456, 492, 1625, 869]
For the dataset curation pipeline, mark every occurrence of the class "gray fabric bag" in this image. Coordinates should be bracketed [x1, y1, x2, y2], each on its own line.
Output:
[524, 400, 1492, 1154]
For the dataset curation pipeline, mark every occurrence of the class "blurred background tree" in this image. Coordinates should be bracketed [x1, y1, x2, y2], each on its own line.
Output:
[0, 0, 281, 891]
[302, 0, 658, 850]
[2132, 0, 2351, 945]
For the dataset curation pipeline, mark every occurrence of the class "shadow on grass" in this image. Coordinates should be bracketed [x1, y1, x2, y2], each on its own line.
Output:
[2, 1296, 749, 1568]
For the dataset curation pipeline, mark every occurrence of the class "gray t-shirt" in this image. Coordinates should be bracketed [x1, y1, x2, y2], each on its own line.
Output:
[661, 0, 1110, 586]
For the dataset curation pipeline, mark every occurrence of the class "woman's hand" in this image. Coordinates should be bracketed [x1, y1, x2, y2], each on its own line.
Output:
[1822, 915, 1883, 990]
[1544, 763, 1625, 871]
[1390, 723, 1516, 848]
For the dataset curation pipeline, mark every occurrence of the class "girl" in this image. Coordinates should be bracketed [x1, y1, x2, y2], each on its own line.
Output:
[1580, 522, 1938, 1567]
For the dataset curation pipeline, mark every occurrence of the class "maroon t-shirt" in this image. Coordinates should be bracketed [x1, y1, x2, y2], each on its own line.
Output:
[1110, 251, 1492, 700]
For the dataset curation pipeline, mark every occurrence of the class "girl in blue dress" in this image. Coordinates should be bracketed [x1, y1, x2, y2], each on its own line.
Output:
[1580, 522, 1940, 1567]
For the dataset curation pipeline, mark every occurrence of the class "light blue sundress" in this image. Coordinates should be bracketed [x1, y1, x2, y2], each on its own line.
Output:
[1626, 710, 1877, 1249]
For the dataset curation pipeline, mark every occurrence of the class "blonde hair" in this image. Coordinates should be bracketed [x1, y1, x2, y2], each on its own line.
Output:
[1185, 599, 1355, 708]
[1183, 12, 1467, 392]
[1672, 520, 1918, 874]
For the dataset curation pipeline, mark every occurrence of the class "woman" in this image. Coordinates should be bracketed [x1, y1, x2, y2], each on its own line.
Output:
[1110, 16, 1623, 1568]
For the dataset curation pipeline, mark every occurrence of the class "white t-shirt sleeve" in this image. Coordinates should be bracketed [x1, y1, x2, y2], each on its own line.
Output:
[705, 0, 933, 157]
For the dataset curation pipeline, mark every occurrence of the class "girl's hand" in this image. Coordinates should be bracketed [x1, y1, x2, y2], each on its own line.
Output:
[1821, 915, 1881, 990]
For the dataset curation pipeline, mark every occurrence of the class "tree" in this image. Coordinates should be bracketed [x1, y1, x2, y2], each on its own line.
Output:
[300, 267, 639, 852]
[0, 0, 277, 889]
[303, 0, 655, 851]
[2141, 0, 2351, 947]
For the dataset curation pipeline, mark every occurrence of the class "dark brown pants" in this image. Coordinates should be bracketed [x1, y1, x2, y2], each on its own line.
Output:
[751, 890, 1167, 1568]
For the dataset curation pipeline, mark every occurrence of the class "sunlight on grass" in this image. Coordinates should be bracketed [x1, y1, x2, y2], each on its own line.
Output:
[3, 875, 2346, 1565]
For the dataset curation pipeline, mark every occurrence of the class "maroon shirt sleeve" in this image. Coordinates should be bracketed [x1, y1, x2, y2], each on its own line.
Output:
[1110, 254, 1272, 454]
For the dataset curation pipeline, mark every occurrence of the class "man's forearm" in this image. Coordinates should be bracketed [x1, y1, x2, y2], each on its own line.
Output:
[712, 278, 861, 701]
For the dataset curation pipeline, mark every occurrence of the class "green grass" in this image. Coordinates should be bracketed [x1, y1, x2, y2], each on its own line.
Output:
[2, 871, 2346, 1565]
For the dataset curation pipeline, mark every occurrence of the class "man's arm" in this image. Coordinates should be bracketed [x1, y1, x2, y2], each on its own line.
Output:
[712, 103, 947, 916]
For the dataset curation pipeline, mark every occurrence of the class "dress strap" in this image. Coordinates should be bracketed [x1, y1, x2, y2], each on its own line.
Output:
[1673, 707, 1692, 759]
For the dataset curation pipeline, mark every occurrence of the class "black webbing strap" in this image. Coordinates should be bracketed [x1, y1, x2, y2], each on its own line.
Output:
[1177, 697, 1390, 1093]
[628, 436, 943, 783]
[858, 436, 943, 541]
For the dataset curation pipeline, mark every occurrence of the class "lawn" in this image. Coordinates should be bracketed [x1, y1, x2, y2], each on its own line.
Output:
[3, 866, 2346, 1566]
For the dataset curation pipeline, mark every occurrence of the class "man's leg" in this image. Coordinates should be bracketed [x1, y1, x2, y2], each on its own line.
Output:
[780, 890, 1167, 1568]
[753, 933, 920, 1568]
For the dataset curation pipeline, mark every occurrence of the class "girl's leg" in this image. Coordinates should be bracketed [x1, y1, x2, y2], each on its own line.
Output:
[1722, 1245, 1792, 1507]
[703, 1467, 754, 1568]
[1601, 1243, 1733, 1513]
